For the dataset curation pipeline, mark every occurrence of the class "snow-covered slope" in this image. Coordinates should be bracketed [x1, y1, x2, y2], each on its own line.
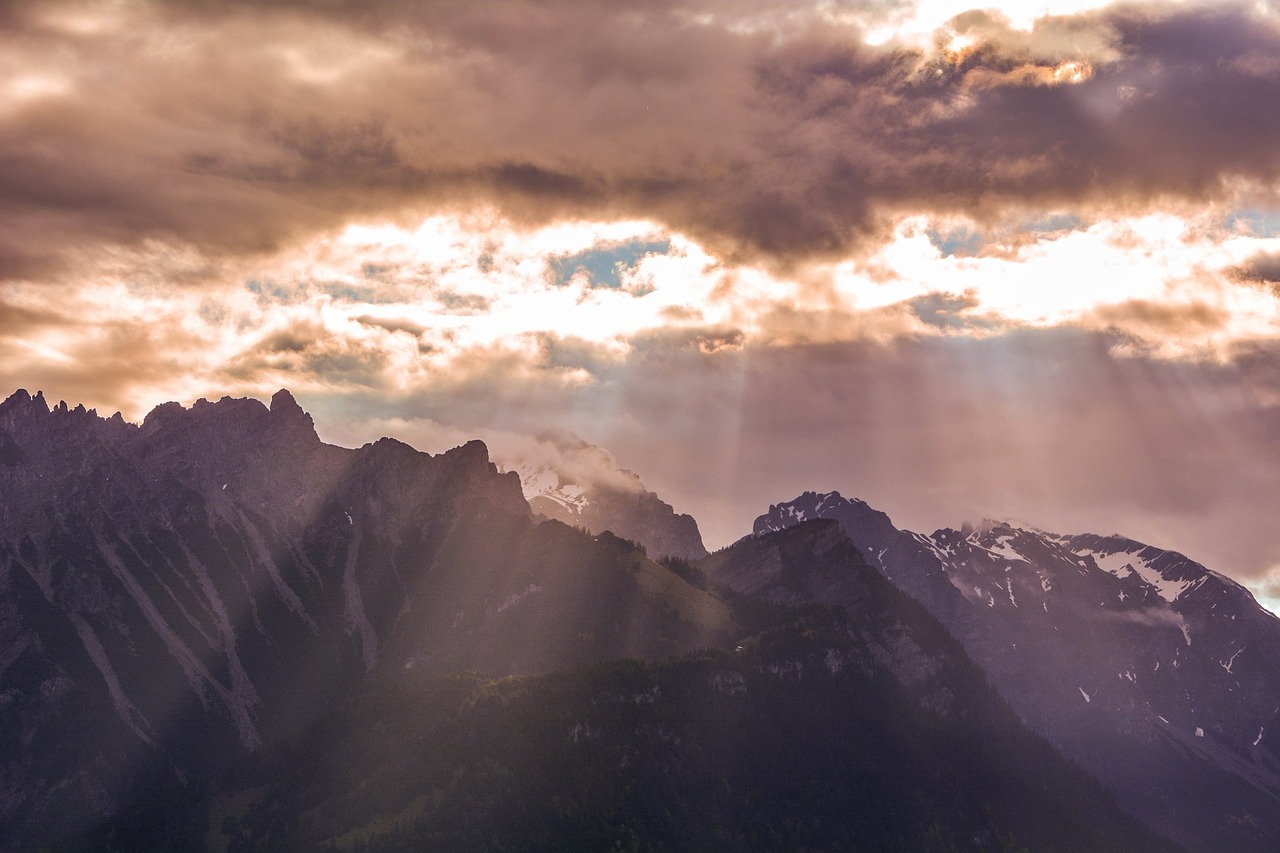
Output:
[518, 464, 589, 515]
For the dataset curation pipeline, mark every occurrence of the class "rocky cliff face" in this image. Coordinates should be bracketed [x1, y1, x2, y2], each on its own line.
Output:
[753, 491, 1280, 852]
[704, 519, 977, 720]
[0, 390, 730, 849]
[65, 518, 1179, 853]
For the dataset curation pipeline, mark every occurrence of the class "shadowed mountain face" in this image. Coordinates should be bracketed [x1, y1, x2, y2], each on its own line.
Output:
[61, 520, 1176, 853]
[753, 490, 1280, 852]
[0, 389, 732, 849]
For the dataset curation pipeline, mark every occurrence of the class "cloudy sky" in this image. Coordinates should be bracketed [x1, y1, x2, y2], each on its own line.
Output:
[6, 0, 1280, 609]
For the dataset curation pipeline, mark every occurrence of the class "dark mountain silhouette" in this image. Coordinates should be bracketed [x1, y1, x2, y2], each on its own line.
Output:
[0, 389, 729, 849]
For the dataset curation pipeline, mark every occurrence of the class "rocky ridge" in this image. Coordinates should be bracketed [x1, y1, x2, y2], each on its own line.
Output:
[753, 490, 1280, 852]
[0, 389, 730, 849]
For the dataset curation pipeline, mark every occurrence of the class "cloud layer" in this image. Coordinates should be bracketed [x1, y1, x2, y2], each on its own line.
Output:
[5, 0, 1280, 277]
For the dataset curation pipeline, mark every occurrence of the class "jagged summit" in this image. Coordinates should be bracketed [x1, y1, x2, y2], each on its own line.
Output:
[3, 387, 320, 445]
[139, 390, 320, 449]
[2, 388, 107, 417]
[9, 388, 44, 411]
[754, 490, 899, 562]
[269, 387, 301, 413]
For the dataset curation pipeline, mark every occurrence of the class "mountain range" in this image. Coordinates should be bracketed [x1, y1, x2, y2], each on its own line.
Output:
[752, 491, 1280, 851]
[0, 389, 1272, 849]
[0, 389, 729, 848]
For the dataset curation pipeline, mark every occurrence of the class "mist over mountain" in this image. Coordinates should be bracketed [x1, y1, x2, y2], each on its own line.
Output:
[508, 434, 708, 561]
[753, 490, 1280, 852]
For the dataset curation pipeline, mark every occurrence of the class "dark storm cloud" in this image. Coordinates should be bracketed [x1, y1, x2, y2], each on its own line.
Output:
[227, 318, 395, 386]
[6, 0, 1280, 279]
[906, 291, 1002, 331]
[1229, 251, 1280, 287]
[1091, 299, 1228, 336]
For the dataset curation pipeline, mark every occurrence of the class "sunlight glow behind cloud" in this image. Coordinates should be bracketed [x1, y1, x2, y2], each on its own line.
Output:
[5, 0, 1280, 606]
[7, 207, 1280, 426]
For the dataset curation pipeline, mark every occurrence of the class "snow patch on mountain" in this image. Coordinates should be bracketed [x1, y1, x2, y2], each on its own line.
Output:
[501, 439, 707, 560]
[985, 535, 1029, 563]
[1076, 547, 1196, 602]
[518, 465, 589, 514]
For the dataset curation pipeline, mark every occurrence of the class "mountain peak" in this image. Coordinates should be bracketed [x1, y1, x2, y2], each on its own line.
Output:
[0, 388, 49, 417]
[269, 388, 316, 436]
[755, 491, 1280, 850]
[139, 391, 320, 449]
[141, 399, 190, 432]
[505, 437, 708, 560]
[269, 388, 301, 415]
[959, 518, 1018, 540]
[445, 438, 490, 465]
[753, 491, 898, 563]
[0, 389, 34, 419]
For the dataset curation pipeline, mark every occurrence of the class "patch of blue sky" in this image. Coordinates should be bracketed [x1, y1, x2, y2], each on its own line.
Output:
[1227, 209, 1280, 238]
[1018, 213, 1083, 235]
[245, 278, 302, 304]
[319, 281, 406, 304]
[925, 225, 984, 258]
[928, 214, 1085, 257]
[549, 239, 672, 289]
